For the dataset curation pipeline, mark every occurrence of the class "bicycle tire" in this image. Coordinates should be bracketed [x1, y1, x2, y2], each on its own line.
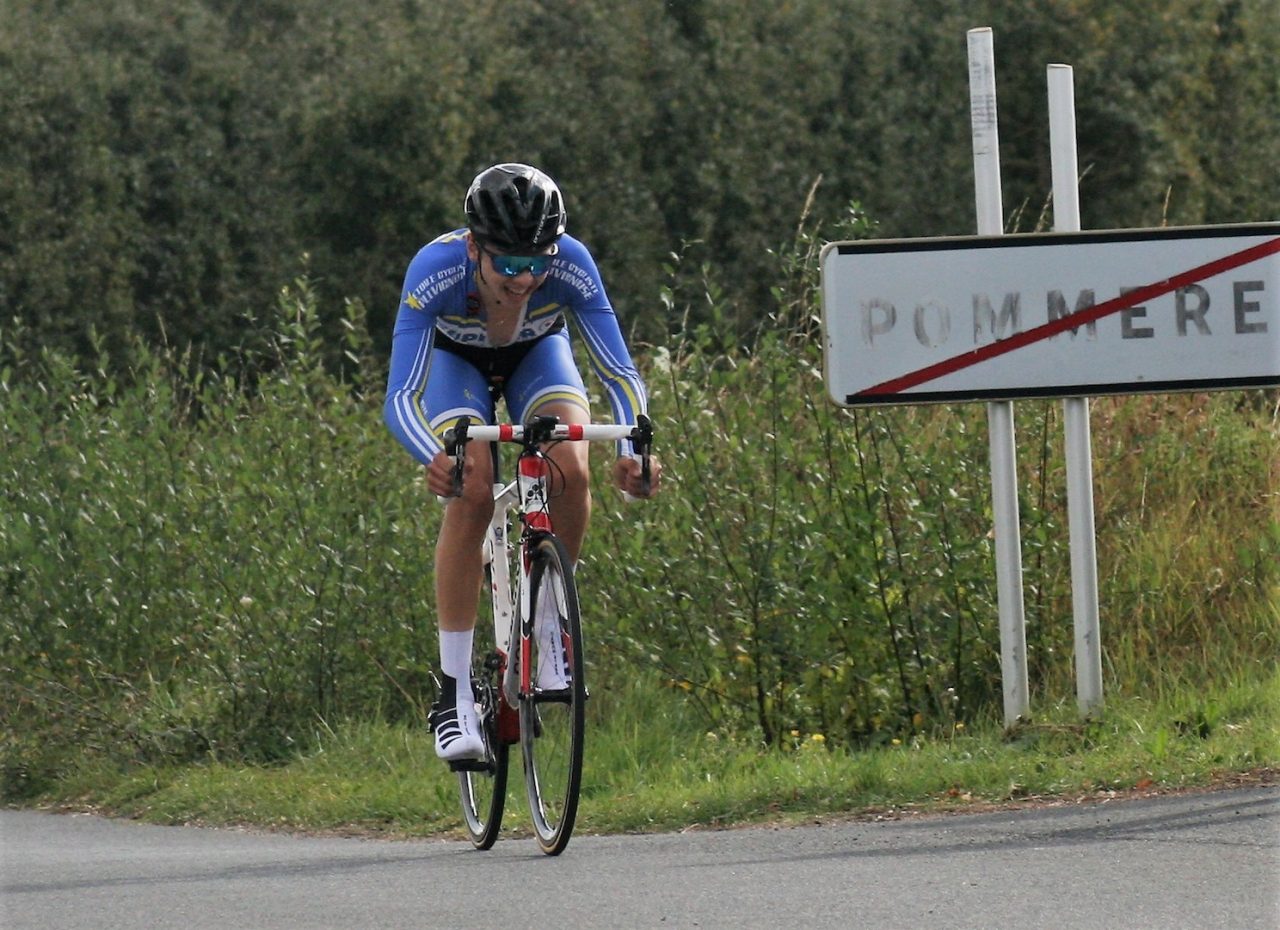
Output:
[457, 561, 510, 850]
[520, 534, 585, 856]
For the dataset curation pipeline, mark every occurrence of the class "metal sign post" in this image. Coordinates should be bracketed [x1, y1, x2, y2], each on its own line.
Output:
[820, 28, 1280, 727]
[968, 28, 1029, 727]
[1048, 64, 1104, 718]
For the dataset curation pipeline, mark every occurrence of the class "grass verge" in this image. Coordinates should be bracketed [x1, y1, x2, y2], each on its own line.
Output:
[33, 667, 1278, 840]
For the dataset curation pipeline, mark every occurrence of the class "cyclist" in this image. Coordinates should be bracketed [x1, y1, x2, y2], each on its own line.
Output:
[384, 163, 662, 762]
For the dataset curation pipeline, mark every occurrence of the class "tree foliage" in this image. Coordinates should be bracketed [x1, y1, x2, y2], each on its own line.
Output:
[2, 0, 1277, 369]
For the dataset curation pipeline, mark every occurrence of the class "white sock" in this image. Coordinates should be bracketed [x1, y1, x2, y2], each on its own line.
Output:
[439, 627, 474, 701]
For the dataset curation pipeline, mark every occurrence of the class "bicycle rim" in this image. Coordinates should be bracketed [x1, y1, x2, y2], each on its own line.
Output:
[459, 559, 511, 850]
[520, 535, 585, 856]
[457, 671, 509, 850]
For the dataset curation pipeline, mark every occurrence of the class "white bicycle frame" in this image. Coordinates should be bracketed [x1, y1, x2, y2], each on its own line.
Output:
[466, 422, 641, 709]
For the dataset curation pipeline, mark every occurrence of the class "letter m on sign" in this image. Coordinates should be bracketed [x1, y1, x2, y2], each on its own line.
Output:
[973, 292, 1022, 342]
[1048, 289, 1098, 339]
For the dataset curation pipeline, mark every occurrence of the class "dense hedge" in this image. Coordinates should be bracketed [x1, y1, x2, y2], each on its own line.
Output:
[3, 229, 1276, 794]
[3, 0, 1277, 796]
[4, 0, 1278, 370]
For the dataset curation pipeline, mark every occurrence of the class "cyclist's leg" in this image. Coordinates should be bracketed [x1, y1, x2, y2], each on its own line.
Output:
[423, 349, 496, 760]
[428, 352, 496, 628]
[435, 451, 496, 632]
[505, 328, 592, 562]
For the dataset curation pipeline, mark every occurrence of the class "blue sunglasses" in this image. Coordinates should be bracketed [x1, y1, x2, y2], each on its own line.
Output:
[481, 244, 556, 278]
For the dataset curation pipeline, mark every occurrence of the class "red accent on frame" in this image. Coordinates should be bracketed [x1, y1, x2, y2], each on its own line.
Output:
[520, 635, 532, 695]
[519, 456, 548, 478]
[524, 511, 553, 533]
[497, 700, 519, 744]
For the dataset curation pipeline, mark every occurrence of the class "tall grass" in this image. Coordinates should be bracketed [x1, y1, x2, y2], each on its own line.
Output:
[2, 236, 1276, 802]
[2, 286, 441, 792]
[47, 667, 1279, 837]
[588, 223, 1277, 750]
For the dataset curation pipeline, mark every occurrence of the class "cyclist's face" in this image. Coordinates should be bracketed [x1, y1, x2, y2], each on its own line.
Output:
[469, 236, 553, 309]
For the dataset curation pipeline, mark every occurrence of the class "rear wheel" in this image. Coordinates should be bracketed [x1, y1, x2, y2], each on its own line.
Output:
[520, 535, 585, 856]
[459, 550, 511, 850]
[457, 665, 509, 850]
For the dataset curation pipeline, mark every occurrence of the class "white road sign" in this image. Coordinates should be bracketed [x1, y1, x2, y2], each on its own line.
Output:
[820, 224, 1280, 406]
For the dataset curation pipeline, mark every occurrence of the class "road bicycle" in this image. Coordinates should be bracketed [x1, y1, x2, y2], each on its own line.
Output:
[439, 413, 653, 856]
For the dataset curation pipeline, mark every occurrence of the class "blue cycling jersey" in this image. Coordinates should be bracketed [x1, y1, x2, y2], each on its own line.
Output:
[384, 230, 648, 464]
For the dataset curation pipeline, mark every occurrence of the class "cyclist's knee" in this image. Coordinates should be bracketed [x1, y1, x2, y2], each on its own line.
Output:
[444, 458, 495, 528]
[549, 447, 590, 499]
[528, 401, 590, 498]
[457, 475, 496, 515]
[458, 441, 495, 502]
[440, 493, 494, 554]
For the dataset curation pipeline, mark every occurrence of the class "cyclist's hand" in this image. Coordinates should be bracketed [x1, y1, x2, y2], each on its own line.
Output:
[613, 454, 661, 499]
[427, 450, 463, 498]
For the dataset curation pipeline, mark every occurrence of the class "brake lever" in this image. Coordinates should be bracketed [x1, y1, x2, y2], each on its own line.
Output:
[442, 417, 472, 498]
[627, 414, 654, 500]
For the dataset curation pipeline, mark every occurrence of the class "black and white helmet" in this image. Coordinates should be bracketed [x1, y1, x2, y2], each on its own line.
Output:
[464, 163, 567, 252]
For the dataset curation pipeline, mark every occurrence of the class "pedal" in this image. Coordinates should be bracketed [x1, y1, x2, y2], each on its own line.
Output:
[448, 756, 493, 774]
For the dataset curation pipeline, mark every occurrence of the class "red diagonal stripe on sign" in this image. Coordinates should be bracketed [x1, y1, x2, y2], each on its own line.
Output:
[855, 236, 1280, 397]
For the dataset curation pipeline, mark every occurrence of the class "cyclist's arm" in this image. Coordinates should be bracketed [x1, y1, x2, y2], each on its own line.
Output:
[384, 238, 471, 467]
[554, 241, 649, 456]
[576, 322, 661, 497]
[577, 311, 648, 455]
[384, 303, 444, 467]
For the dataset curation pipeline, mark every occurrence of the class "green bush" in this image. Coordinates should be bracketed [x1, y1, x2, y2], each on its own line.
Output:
[2, 283, 437, 777]
[2, 237, 1276, 794]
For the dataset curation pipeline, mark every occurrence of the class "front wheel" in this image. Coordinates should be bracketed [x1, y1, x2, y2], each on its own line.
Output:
[520, 535, 585, 856]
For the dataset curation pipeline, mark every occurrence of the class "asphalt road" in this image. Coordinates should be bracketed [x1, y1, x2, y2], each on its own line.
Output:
[2, 786, 1277, 930]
